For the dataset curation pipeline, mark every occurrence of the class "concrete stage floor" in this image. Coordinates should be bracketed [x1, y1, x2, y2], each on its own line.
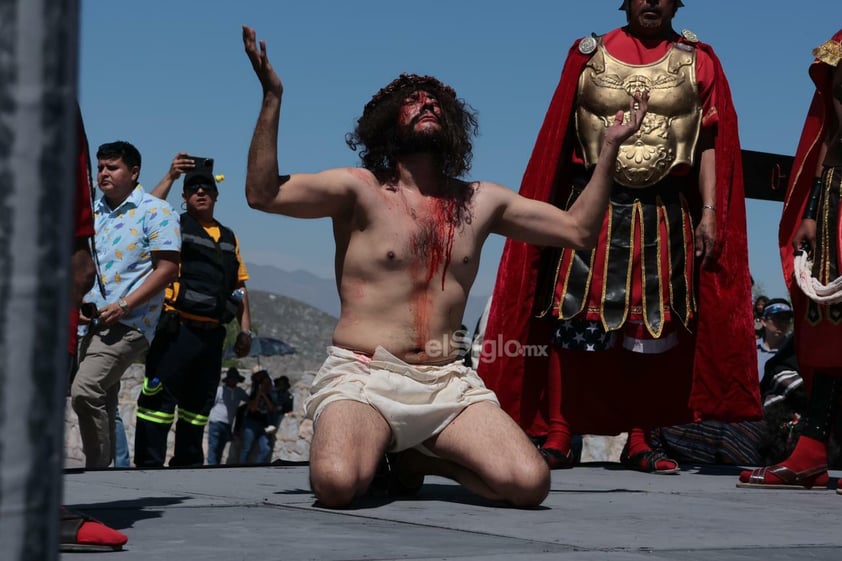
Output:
[63, 463, 841, 560]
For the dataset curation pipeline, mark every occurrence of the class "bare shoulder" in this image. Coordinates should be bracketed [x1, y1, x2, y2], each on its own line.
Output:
[313, 166, 379, 189]
[340, 167, 397, 201]
[472, 180, 517, 206]
[473, 179, 513, 193]
[343, 166, 379, 185]
[464, 180, 518, 228]
[269, 167, 384, 219]
[295, 166, 383, 203]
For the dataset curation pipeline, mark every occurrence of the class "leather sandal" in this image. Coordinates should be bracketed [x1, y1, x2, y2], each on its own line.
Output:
[539, 447, 576, 470]
[60, 507, 127, 552]
[620, 445, 680, 475]
[736, 464, 829, 490]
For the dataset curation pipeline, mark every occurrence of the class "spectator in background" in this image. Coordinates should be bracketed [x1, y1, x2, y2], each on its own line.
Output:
[134, 154, 253, 467]
[269, 375, 294, 433]
[756, 299, 793, 380]
[239, 369, 278, 464]
[207, 367, 249, 466]
[72, 141, 180, 468]
[753, 295, 769, 337]
[113, 410, 131, 468]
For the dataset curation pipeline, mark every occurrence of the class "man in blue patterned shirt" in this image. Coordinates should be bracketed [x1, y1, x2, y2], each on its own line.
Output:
[73, 141, 181, 468]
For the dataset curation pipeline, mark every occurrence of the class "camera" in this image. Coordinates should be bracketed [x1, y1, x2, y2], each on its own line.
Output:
[80, 302, 101, 330]
[183, 156, 216, 190]
[189, 156, 214, 172]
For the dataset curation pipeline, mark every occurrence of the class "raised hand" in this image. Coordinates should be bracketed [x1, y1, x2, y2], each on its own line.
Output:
[604, 91, 649, 147]
[166, 152, 195, 181]
[242, 25, 283, 97]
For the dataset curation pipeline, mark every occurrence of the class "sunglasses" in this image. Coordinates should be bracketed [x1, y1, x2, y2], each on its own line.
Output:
[184, 183, 218, 194]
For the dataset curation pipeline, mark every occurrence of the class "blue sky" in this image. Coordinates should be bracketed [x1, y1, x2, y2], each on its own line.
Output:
[80, 1, 841, 302]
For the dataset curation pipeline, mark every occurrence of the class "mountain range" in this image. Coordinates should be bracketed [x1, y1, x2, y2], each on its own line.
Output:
[239, 290, 337, 376]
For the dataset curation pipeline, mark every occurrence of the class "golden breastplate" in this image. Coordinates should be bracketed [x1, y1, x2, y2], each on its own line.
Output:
[576, 43, 702, 188]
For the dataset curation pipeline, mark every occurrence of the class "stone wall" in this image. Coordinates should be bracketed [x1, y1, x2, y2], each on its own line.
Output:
[64, 364, 314, 468]
[64, 365, 625, 468]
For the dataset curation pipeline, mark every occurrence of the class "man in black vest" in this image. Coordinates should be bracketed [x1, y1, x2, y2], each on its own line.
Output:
[134, 153, 254, 467]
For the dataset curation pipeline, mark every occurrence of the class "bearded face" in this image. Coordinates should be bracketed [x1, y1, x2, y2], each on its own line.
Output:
[396, 90, 447, 156]
[348, 76, 479, 178]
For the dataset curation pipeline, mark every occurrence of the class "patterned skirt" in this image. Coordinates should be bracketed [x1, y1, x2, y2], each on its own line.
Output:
[542, 177, 697, 352]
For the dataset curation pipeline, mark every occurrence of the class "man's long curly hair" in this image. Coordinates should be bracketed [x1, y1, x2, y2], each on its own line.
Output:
[346, 74, 479, 181]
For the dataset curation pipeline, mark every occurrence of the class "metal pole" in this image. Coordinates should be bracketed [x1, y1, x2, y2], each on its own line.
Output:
[0, 0, 79, 559]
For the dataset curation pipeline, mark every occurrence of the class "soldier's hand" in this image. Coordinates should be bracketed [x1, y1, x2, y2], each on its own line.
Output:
[695, 211, 718, 269]
[792, 219, 817, 255]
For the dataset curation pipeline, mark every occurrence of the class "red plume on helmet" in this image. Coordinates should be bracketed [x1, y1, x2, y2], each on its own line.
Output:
[619, 0, 684, 8]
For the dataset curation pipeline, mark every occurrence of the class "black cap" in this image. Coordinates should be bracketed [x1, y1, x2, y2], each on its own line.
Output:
[762, 299, 793, 319]
[224, 367, 245, 382]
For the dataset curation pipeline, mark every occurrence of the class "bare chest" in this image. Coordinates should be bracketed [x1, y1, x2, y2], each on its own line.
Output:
[355, 190, 479, 285]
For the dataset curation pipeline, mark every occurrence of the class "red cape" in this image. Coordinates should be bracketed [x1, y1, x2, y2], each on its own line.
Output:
[69, 108, 95, 355]
[478, 36, 760, 435]
[779, 29, 842, 372]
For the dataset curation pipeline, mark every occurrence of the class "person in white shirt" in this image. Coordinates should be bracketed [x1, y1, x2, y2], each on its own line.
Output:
[756, 299, 794, 381]
[206, 368, 249, 465]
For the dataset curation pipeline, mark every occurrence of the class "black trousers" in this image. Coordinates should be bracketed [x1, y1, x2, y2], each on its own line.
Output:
[134, 320, 226, 467]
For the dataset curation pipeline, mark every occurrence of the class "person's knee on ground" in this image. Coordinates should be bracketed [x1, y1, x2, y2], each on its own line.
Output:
[431, 436, 551, 506]
[309, 454, 378, 507]
[308, 400, 392, 506]
[485, 451, 550, 507]
[423, 401, 551, 505]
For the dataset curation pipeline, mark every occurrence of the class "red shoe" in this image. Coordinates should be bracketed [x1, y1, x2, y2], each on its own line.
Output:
[60, 507, 128, 552]
[619, 445, 680, 475]
[737, 464, 829, 490]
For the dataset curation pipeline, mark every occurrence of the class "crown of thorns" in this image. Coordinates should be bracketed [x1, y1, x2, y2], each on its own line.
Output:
[363, 73, 457, 116]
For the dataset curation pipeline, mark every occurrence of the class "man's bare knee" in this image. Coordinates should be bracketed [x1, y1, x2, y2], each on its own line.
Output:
[310, 457, 373, 508]
[506, 459, 550, 507]
[495, 456, 550, 507]
[308, 401, 390, 507]
[311, 478, 357, 508]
